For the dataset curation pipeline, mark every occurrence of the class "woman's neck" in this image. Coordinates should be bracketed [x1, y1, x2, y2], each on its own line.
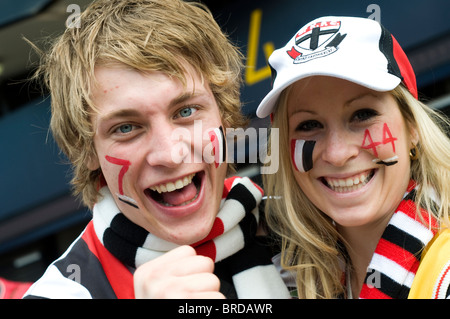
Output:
[337, 213, 393, 298]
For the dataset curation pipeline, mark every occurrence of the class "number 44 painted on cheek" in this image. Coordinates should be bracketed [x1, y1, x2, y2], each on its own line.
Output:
[361, 123, 398, 166]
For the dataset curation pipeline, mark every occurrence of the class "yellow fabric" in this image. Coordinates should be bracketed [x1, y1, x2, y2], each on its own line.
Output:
[408, 228, 450, 299]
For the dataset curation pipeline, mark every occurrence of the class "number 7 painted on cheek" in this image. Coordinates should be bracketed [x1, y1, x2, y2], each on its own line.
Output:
[105, 155, 130, 195]
[105, 155, 139, 209]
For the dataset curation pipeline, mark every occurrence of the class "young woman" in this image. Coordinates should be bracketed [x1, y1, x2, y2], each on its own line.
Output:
[257, 16, 450, 299]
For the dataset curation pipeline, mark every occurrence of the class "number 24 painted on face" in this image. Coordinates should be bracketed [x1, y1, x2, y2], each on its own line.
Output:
[361, 123, 397, 158]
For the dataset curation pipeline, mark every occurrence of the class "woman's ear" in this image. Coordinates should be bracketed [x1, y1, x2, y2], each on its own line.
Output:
[409, 125, 419, 146]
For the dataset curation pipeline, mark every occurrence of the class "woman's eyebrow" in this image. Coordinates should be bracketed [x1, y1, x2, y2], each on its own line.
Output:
[288, 109, 317, 117]
[345, 92, 380, 107]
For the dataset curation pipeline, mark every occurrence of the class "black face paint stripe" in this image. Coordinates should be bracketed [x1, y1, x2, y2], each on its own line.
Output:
[291, 139, 316, 172]
[373, 155, 399, 166]
[374, 160, 398, 166]
[118, 194, 139, 209]
[302, 140, 316, 172]
[218, 126, 226, 163]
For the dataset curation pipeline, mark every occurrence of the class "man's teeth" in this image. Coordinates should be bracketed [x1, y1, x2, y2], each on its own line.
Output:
[149, 173, 195, 193]
[324, 171, 373, 193]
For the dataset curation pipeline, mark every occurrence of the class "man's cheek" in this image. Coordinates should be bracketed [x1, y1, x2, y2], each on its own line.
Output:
[105, 155, 139, 209]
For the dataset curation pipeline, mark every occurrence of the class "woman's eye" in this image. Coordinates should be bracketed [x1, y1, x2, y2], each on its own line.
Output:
[352, 108, 379, 122]
[296, 120, 322, 131]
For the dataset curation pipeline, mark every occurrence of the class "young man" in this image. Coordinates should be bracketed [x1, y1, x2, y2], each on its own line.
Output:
[24, 0, 289, 299]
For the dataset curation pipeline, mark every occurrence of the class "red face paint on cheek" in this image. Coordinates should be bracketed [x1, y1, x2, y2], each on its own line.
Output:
[105, 155, 139, 209]
[361, 129, 381, 157]
[380, 123, 397, 153]
[360, 123, 399, 166]
[207, 126, 226, 168]
[105, 155, 131, 195]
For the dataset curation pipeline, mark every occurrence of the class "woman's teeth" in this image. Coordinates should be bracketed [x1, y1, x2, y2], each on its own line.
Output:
[149, 173, 196, 193]
[324, 170, 374, 193]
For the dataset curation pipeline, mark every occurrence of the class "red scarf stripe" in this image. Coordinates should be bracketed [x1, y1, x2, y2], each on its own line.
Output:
[406, 180, 416, 192]
[82, 222, 135, 299]
[401, 182, 439, 230]
[397, 199, 438, 230]
[192, 218, 225, 248]
[360, 285, 392, 299]
[191, 218, 225, 260]
[193, 241, 217, 260]
[375, 238, 420, 273]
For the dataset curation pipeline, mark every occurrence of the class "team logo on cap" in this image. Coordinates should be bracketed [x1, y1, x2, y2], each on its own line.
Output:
[287, 20, 346, 64]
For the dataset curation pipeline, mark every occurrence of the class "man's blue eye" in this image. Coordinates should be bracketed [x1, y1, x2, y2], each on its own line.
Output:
[118, 124, 133, 133]
[179, 107, 193, 117]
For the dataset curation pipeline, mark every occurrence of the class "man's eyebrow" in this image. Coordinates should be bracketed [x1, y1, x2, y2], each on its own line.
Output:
[99, 91, 207, 121]
[169, 91, 201, 107]
[100, 109, 142, 122]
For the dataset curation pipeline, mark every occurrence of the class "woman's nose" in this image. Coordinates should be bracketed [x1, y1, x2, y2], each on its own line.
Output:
[320, 129, 360, 167]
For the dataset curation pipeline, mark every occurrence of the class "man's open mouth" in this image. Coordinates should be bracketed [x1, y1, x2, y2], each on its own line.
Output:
[144, 172, 203, 207]
[320, 169, 376, 193]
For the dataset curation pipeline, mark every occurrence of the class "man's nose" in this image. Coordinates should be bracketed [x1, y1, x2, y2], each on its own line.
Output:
[145, 124, 190, 168]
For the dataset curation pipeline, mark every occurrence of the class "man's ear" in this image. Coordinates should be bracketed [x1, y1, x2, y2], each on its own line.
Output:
[86, 153, 100, 171]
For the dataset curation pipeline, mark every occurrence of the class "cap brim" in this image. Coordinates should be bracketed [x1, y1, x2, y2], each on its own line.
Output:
[256, 68, 401, 119]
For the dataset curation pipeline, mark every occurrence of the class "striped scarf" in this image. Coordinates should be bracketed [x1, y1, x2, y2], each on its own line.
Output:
[356, 181, 438, 299]
[93, 176, 290, 299]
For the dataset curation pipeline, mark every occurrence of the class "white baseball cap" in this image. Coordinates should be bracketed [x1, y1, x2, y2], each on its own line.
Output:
[256, 16, 417, 119]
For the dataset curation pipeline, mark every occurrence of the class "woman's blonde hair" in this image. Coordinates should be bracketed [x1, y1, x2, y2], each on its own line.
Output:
[263, 84, 450, 298]
[31, 0, 245, 208]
